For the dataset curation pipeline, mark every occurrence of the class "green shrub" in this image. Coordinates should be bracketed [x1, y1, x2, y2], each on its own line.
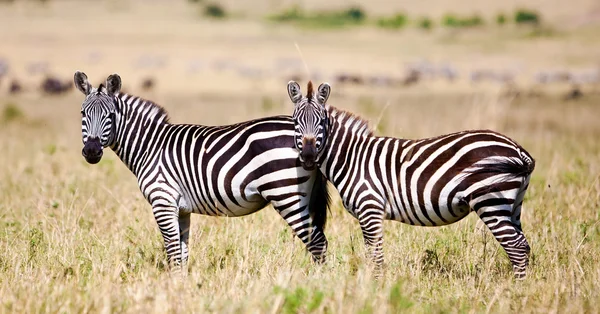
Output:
[418, 17, 433, 30]
[377, 13, 408, 29]
[311, 6, 366, 27]
[2, 103, 24, 123]
[466, 15, 484, 27]
[269, 6, 303, 22]
[442, 13, 484, 28]
[515, 9, 540, 25]
[496, 13, 506, 25]
[204, 3, 226, 18]
[442, 14, 459, 27]
[344, 7, 365, 22]
[268, 6, 366, 28]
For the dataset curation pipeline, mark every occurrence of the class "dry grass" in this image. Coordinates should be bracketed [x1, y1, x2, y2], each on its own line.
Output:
[1, 1, 600, 313]
[0, 89, 599, 313]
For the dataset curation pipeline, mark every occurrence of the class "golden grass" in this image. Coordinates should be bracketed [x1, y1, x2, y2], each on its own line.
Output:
[0, 1, 599, 313]
[0, 89, 599, 313]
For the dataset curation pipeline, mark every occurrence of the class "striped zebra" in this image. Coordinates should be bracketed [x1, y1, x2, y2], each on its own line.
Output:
[74, 71, 331, 272]
[287, 81, 536, 279]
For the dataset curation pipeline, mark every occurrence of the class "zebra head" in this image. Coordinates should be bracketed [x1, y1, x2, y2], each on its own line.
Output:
[287, 80, 331, 170]
[74, 71, 121, 164]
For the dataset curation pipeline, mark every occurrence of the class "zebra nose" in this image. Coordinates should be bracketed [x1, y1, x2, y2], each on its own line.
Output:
[82, 138, 103, 164]
[300, 137, 317, 170]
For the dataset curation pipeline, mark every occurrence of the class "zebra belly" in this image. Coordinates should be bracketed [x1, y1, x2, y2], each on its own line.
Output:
[388, 193, 471, 227]
[178, 190, 268, 217]
[389, 205, 471, 226]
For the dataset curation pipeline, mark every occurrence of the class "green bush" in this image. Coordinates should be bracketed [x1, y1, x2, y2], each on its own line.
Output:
[377, 13, 409, 29]
[442, 13, 484, 28]
[344, 7, 365, 22]
[442, 14, 459, 27]
[204, 3, 226, 18]
[2, 103, 24, 123]
[269, 6, 303, 22]
[418, 17, 433, 30]
[515, 9, 540, 25]
[268, 6, 366, 28]
[466, 15, 484, 27]
[496, 13, 506, 25]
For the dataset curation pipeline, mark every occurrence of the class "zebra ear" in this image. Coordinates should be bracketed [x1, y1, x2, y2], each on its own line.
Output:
[287, 81, 302, 104]
[74, 71, 92, 95]
[106, 73, 122, 96]
[317, 82, 330, 106]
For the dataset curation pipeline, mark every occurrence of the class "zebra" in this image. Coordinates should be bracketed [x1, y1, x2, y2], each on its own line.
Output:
[286, 80, 536, 279]
[74, 71, 331, 272]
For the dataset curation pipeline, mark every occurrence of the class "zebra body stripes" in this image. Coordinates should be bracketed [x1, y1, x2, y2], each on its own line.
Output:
[287, 81, 536, 279]
[75, 72, 330, 271]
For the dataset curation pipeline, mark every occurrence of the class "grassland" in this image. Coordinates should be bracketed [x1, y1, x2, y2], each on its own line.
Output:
[1, 1, 600, 313]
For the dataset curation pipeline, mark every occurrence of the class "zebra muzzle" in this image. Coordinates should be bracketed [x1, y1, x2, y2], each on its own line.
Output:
[300, 138, 317, 170]
[82, 138, 103, 164]
[302, 159, 316, 171]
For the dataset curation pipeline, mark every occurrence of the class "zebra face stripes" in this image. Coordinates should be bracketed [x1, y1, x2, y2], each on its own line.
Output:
[288, 82, 536, 279]
[75, 72, 331, 273]
[74, 71, 121, 164]
[287, 81, 330, 170]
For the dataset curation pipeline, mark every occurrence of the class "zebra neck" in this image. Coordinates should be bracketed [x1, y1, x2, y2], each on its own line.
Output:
[111, 94, 170, 177]
[320, 106, 374, 187]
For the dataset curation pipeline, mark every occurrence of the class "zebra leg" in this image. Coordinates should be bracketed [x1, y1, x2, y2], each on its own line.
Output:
[476, 203, 530, 279]
[357, 206, 385, 277]
[179, 213, 191, 273]
[508, 177, 531, 278]
[152, 203, 183, 273]
[273, 201, 328, 263]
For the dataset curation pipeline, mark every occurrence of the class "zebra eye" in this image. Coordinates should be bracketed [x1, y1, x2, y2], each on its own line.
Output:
[80, 111, 85, 117]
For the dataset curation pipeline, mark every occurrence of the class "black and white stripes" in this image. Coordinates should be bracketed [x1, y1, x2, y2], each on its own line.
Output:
[288, 81, 535, 279]
[75, 72, 330, 271]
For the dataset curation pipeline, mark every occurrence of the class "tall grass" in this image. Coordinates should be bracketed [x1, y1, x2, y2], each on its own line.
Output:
[0, 93, 599, 313]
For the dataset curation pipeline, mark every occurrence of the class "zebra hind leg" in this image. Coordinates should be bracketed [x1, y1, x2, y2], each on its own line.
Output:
[179, 213, 191, 275]
[475, 201, 530, 280]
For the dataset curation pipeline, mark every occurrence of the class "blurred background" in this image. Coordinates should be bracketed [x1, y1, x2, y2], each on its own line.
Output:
[1, 1, 600, 312]
[1, 0, 599, 120]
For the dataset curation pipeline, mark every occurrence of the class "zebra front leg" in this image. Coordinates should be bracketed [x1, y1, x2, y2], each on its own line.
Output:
[179, 213, 191, 273]
[152, 203, 183, 273]
[275, 202, 328, 263]
[357, 206, 385, 277]
[477, 204, 530, 279]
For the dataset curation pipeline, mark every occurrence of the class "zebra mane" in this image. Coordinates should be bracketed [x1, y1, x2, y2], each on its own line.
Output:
[327, 105, 373, 136]
[118, 93, 171, 124]
[306, 81, 314, 99]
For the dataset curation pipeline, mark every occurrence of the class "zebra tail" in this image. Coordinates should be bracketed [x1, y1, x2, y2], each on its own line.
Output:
[309, 173, 331, 230]
[468, 154, 536, 181]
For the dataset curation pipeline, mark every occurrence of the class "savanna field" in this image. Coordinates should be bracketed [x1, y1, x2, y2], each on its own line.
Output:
[1, 1, 600, 313]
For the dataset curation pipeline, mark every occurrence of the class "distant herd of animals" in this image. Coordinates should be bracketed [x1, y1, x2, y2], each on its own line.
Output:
[0, 57, 598, 99]
[75, 71, 535, 280]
